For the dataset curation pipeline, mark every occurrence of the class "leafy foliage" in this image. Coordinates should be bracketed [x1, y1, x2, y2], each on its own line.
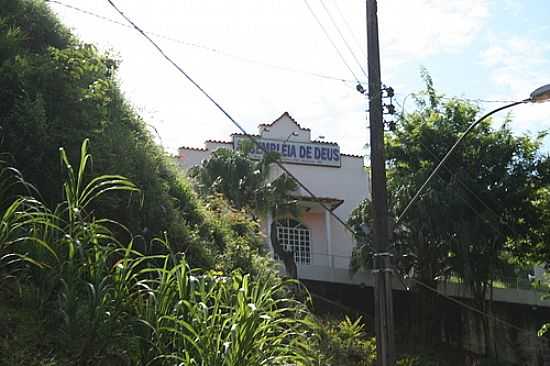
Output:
[315, 316, 376, 366]
[349, 72, 550, 351]
[1, 140, 316, 365]
[0, 0, 269, 271]
[352, 73, 549, 283]
[190, 147, 302, 277]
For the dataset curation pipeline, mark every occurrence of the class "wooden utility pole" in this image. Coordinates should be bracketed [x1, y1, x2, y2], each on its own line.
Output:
[366, 0, 395, 365]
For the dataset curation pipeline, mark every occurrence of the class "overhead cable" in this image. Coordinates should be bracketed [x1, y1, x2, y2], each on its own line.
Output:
[46, 0, 359, 84]
[332, 0, 368, 61]
[318, 0, 368, 77]
[409, 276, 550, 347]
[105, 0, 360, 239]
[303, 0, 362, 84]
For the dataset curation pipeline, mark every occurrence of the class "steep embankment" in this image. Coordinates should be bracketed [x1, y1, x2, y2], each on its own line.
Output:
[0, 0, 268, 272]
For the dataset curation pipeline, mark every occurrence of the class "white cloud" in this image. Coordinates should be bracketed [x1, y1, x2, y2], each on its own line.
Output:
[481, 37, 548, 94]
[480, 36, 550, 137]
[501, 0, 524, 15]
[379, 0, 489, 70]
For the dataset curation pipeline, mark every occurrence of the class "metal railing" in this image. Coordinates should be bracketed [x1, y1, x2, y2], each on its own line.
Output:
[289, 252, 548, 292]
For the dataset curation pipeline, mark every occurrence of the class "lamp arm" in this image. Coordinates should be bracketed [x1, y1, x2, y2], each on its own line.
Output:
[395, 99, 529, 225]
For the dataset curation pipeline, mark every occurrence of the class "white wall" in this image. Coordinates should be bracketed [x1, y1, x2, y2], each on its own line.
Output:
[177, 113, 370, 281]
[177, 148, 209, 169]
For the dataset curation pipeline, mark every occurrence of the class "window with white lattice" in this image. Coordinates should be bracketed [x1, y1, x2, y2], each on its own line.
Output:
[275, 218, 311, 265]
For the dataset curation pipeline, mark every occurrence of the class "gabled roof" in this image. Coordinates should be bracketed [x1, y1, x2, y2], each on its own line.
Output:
[258, 112, 311, 131]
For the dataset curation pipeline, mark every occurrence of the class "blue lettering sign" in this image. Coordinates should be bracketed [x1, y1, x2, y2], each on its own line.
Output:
[333, 148, 340, 161]
[289, 145, 296, 158]
[320, 147, 328, 160]
[299, 145, 306, 158]
[282, 144, 288, 156]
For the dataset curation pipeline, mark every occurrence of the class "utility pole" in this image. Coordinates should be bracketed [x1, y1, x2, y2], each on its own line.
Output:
[366, 0, 395, 365]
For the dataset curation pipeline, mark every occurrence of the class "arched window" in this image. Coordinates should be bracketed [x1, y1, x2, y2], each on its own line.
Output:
[275, 218, 311, 265]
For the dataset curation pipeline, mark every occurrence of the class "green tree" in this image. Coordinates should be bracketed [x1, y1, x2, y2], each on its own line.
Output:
[190, 147, 301, 278]
[350, 72, 550, 354]
[0, 0, 269, 272]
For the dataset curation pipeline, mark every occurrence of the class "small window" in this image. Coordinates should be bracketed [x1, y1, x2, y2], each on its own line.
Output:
[275, 218, 311, 265]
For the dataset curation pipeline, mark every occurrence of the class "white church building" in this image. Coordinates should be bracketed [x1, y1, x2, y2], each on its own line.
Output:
[177, 112, 371, 284]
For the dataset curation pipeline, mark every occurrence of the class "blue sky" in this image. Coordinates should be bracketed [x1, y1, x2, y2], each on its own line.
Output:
[49, 0, 550, 155]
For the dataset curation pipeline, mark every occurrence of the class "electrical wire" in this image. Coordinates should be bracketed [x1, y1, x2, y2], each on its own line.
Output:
[105, 0, 360, 240]
[393, 93, 543, 244]
[318, 0, 368, 77]
[303, 0, 362, 84]
[59, 6, 549, 343]
[389, 98, 550, 345]
[443, 96, 518, 104]
[407, 276, 550, 346]
[412, 136, 518, 241]
[45, 0, 359, 85]
[395, 92, 519, 114]
[390, 265, 550, 347]
[332, 0, 368, 62]
[396, 99, 529, 225]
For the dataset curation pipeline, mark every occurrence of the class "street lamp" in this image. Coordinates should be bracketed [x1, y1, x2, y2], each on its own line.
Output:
[531, 84, 550, 103]
[396, 84, 550, 224]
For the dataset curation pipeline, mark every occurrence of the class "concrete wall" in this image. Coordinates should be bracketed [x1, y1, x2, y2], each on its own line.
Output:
[304, 279, 550, 365]
[177, 148, 209, 169]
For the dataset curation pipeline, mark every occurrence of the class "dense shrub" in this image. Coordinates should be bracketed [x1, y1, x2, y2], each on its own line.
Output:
[315, 316, 376, 366]
[0, 140, 313, 365]
[0, 0, 266, 270]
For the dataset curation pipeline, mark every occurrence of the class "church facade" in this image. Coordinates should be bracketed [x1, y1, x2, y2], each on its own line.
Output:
[177, 112, 371, 284]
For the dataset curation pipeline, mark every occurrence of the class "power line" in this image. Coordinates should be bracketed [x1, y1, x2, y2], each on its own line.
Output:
[444, 96, 517, 104]
[62, 7, 546, 342]
[395, 93, 519, 114]
[406, 275, 550, 347]
[104, 0, 360, 241]
[303, 0, 362, 84]
[396, 100, 529, 225]
[332, 0, 368, 62]
[45, 0, 359, 85]
[390, 266, 549, 348]
[318, 0, 368, 77]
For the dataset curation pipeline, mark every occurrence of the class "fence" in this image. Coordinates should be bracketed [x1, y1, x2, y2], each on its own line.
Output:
[295, 252, 548, 292]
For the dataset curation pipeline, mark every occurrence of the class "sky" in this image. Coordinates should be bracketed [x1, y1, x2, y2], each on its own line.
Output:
[47, 0, 550, 156]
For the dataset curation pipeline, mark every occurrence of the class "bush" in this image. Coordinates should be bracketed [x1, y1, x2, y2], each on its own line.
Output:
[0, 140, 314, 365]
[0, 0, 269, 272]
[315, 316, 377, 365]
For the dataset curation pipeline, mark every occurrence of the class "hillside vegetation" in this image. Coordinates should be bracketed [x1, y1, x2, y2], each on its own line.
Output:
[0, 1, 381, 365]
[0, 0, 269, 272]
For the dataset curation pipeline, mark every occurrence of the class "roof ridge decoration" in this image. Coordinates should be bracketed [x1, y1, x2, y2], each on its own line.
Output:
[258, 112, 311, 131]
[341, 153, 364, 158]
[205, 139, 232, 144]
[179, 146, 208, 152]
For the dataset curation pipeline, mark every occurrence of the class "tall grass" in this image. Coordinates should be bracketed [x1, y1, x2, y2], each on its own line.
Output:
[1, 140, 317, 365]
